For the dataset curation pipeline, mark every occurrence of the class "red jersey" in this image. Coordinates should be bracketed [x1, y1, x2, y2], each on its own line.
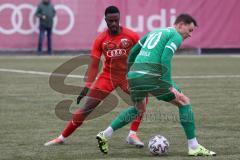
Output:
[86, 26, 139, 88]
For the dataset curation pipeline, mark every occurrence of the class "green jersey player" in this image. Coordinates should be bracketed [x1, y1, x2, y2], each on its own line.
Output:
[96, 14, 216, 156]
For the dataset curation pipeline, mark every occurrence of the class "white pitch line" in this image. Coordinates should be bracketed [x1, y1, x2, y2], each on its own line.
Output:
[0, 68, 84, 78]
[0, 68, 240, 79]
[173, 75, 240, 79]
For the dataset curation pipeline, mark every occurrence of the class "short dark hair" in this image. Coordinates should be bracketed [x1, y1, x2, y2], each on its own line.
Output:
[105, 6, 120, 17]
[174, 14, 198, 27]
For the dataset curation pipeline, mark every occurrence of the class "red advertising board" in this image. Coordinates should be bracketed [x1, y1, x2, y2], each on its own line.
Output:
[0, 0, 239, 50]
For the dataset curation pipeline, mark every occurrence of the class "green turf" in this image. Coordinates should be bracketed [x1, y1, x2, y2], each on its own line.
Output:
[0, 55, 240, 160]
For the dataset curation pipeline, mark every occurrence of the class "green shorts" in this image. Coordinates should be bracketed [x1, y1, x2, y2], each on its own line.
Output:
[128, 72, 181, 102]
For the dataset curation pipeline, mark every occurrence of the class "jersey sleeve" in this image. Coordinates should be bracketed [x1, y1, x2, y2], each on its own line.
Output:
[164, 33, 182, 55]
[128, 34, 148, 69]
[85, 34, 104, 88]
[161, 33, 182, 85]
[90, 34, 104, 59]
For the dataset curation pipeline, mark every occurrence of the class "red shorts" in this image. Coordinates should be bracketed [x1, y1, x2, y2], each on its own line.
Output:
[87, 72, 149, 104]
[87, 72, 129, 100]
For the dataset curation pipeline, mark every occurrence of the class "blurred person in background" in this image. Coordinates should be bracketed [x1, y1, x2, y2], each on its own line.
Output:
[35, 0, 56, 55]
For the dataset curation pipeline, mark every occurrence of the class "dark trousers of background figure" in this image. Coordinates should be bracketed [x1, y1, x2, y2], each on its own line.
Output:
[37, 26, 52, 54]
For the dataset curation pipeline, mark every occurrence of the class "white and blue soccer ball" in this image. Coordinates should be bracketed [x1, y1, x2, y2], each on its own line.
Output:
[148, 135, 169, 156]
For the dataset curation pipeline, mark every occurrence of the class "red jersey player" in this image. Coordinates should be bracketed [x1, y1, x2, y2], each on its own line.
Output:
[44, 6, 146, 147]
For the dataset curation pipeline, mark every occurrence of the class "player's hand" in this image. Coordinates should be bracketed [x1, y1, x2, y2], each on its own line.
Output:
[76, 87, 89, 104]
[42, 15, 47, 20]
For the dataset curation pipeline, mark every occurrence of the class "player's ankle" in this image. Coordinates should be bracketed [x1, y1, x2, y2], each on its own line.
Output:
[58, 135, 65, 141]
[128, 130, 137, 137]
[188, 137, 199, 150]
[103, 126, 113, 138]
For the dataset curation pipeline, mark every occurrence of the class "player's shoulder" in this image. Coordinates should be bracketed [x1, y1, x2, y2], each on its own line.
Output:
[96, 30, 108, 39]
[170, 27, 182, 42]
[167, 27, 181, 36]
[162, 27, 183, 47]
[122, 26, 139, 37]
[94, 30, 108, 42]
[161, 27, 182, 41]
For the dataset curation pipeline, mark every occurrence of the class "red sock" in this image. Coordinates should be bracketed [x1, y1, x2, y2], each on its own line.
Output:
[129, 112, 144, 132]
[62, 120, 80, 138]
[130, 114, 143, 132]
[61, 109, 86, 138]
[129, 97, 148, 132]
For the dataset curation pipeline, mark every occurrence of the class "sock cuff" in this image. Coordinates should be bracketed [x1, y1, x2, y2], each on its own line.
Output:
[179, 104, 192, 113]
[129, 130, 137, 135]
[180, 104, 191, 108]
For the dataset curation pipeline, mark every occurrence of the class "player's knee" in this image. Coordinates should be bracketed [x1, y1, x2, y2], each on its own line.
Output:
[172, 95, 190, 107]
[135, 102, 146, 114]
[179, 95, 190, 106]
[135, 107, 145, 114]
[183, 95, 190, 104]
[84, 97, 101, 111]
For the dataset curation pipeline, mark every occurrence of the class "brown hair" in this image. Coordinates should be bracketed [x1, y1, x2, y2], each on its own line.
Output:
[174, 14, 198, 27]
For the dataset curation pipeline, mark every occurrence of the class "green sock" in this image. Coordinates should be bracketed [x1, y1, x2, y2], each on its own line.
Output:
[111, 107, 139, 131]
[179, 104, 196, 139]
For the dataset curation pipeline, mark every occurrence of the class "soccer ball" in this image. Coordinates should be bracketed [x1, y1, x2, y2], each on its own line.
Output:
[148, 135, 169, 156]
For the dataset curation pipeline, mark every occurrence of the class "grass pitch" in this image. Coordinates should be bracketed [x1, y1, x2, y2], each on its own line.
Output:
[0, 55, 240, 160]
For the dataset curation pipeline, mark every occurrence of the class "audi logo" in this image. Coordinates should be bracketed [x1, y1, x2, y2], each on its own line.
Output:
[106, 49, 127, 57]
[0, 3, 75, 35]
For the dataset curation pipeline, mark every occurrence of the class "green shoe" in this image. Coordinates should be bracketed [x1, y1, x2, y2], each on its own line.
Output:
[96, 132, 108, 154]
[188, 145, 216, 156]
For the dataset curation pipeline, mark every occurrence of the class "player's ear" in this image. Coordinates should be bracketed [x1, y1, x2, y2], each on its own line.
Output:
[105, 17, 108, 23]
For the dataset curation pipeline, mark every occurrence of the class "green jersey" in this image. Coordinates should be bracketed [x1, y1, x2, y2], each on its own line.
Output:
[130, 27, 183, 84]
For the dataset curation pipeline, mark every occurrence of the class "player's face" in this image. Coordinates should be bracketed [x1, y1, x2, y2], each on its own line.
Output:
[105, 13, 120, 35]
[43, 0, 50, 4]
[178, 22, 196, 40]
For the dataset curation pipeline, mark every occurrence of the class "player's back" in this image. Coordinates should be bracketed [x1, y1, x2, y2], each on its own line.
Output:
[132, 27, 182, 74]
[135, 27, 180, 64]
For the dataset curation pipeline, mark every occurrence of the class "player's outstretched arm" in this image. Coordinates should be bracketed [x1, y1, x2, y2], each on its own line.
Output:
[77, 87, 89, 104]
[128, 44, 141, 70]
[161, 33, 182, 82]
[77, 56, 100, 104]
[128, 35, 148, 70]
[160, 46, 174, 83]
